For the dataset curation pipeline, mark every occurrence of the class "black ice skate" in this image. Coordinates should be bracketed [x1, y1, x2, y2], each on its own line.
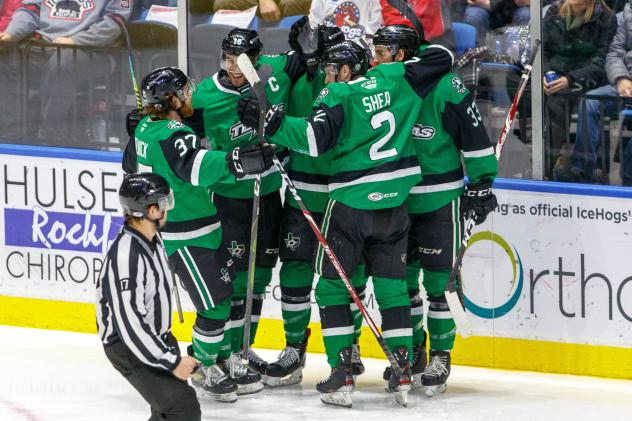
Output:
[351, 342, 365, 378]
[383, 343, 427, 389]
[385, 346, 412, 407]
[190, 364, 238, 403]
[265, 328, 310, 387]
[219, 353, 264, 395]
[242, 347, 269, 377]
[316, 347, 354, 408]
[422, 350, 451, 397]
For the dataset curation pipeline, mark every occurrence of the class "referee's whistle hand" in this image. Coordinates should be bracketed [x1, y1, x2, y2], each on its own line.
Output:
[173, 356, 200, 380]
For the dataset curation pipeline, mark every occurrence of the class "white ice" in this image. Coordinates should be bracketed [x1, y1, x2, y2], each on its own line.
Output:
[1, 325, 631, 421]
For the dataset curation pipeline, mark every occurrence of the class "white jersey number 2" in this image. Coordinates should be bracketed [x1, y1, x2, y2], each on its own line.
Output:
[369, 111, 397, 161]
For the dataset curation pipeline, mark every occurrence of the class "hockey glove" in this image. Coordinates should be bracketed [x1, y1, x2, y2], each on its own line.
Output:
[460, 180, 497, 225]
[289, 16, 320, 79]
[237, 93, 285, 136]
[227, 143, 276, 179]
[126, 109, 143, 136]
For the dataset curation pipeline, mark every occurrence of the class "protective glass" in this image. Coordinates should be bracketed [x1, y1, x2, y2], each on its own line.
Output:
[319, 62, 340, 77]
[374, 45, 398, 63]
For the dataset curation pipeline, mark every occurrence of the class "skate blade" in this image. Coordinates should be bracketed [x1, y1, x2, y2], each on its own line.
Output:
[411, 373, 423, 390]
[236, 380, 264, 395]
[394, 390, 409, 407]
[205, 390, 238, 403]
[264, 369, 303, 387]
[424, 383, 447, 397]
[320, 391, 352, 408]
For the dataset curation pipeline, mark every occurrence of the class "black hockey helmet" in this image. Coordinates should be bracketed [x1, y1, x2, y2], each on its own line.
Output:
[319, 40, 370, 78]
[141, 66, 191, 109]
[222, 28, 263, 57]
[318, 24, 345, 53]
[374, 24, 420, 60]
[119, 173, 174, 218]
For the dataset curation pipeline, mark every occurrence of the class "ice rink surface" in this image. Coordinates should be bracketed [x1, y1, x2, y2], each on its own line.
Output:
[1, 325, 631, 421]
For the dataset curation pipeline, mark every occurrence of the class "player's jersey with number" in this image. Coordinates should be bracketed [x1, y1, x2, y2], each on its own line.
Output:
[269, 45, 455, 210]
[133, 116, 235, 254]
[406, 70, 498, 214]
[285, 72, 332, 213]
[190, 53, 303, 199]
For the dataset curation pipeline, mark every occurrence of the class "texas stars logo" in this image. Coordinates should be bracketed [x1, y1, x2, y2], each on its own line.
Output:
[284, 233, 301, 251]
[227, 241, 246, 259]
[452, 76, 467, 95]
[230, 122, 254, 141]
[220, 268, 231, 284]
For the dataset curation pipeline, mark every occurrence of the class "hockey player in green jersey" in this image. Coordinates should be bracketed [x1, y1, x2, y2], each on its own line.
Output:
[123, 66, 275, 402]
[187, 25, 313, 374]
[238, 40, 454, 407]
[373, 24, 498, 396]
[266, 25, 369, 387]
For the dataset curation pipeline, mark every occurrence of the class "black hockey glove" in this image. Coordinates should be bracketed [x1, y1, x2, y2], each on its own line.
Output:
[460, 180, 497, 225]
[227, 143, 276, 179]
[237, 92, 285, 137]
[126, 108, 143, 136]
[289, 16, 320, 79]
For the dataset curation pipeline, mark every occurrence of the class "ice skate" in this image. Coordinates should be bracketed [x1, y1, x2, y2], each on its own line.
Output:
[385, 347, 412, 407]
[422, 350, 451, 397]
[265, 329, 310, 387]
[316, 347, 354, 408]
[351, 342, 365, 378]
[242, 347, 269, 377]
[219, 353, 264, 395]
[190, 364, 238, 403]
[383, 344, 427, 389]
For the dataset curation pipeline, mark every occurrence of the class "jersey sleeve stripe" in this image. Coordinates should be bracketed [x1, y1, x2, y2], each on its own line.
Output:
[410, 180, 465, 194]
[462, 146, 495, 158]
[329, 167, 420, 191]
[190, 150, 208, 186]
[427, 44, 455, 67]
[306, 123, 319, 157]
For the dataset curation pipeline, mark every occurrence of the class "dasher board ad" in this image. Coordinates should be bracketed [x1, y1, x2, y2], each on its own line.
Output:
[461, 184, 632, 347]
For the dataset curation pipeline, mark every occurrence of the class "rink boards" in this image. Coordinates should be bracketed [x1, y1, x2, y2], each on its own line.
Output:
[0, 144, 631, 379]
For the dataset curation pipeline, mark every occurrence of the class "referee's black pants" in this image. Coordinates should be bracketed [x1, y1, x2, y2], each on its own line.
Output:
[104, 335, 201, 421]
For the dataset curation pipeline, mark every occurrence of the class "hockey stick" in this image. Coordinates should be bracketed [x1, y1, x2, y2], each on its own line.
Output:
[110, 13, 142, 111]
[444, 39, 541, 337]
[238, 55, 410, 407]
[237, 55, 274, 366]
[112, 13, 184, 323]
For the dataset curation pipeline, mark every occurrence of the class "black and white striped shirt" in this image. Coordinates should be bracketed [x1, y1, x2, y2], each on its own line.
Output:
[96, 225, 180, 371]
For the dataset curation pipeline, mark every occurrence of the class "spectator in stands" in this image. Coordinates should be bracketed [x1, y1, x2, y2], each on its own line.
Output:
[464, 0, 530, 44]
[569, 1, 632, 185]
[0, 0, 131, 146]
[190, 0, 310, 21]
[0, 0, 21, 32]
[380, 0, 455, 50]
[542, 0, 616, 181]
[309, 0, 382, 49]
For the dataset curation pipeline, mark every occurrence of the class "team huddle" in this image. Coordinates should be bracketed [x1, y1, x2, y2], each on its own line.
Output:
[97, 16, 498, 418]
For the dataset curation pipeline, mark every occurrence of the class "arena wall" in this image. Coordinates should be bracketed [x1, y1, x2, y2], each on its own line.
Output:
[1, 145, 631, 379]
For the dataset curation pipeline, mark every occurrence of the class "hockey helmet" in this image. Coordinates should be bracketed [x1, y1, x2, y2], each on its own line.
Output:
[119, 173, 174, 218]
[319, 40, 370, 78]
[373, 24, 420, 61]
[318, 24, 345, 54]
[222, 28, 263, 57]
[140, 66, 193, 109]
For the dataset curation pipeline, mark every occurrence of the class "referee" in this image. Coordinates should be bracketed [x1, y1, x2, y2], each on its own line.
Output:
[96, 173, 201, 421]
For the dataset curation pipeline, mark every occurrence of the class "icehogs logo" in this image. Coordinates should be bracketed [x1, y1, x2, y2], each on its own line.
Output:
[325, 2, 365, 40]
[46, 0, 94, 20]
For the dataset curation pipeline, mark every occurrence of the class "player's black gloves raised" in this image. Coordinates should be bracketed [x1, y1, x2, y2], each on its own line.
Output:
[461, 180, 497, 225]
[237, 92, 285, 136]
[126, 109, 143, 136]
[289, 16, 320, 81]
[227, 143, 276, 179]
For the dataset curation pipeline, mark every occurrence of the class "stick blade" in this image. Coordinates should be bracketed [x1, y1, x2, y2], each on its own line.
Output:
[445, 290, 473, 338]
[237, 53, 260, 85]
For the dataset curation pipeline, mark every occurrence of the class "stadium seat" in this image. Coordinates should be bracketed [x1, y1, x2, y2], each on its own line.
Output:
[452, 22, 477, 56]
[207, 14, 259, 31]
[126, 20, 178, 75]
[260, 27, 291, 55]
[190, 23, 235, 81]
[278, 15, 302, 28]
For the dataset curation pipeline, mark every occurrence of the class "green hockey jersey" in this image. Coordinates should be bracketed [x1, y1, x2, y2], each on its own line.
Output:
[285, 71, 331, 213]
[190, 52, 304, 199]
[269, 45, 454, 210]
[405, 71, 498, 214]
[130, 116, 235, 255]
